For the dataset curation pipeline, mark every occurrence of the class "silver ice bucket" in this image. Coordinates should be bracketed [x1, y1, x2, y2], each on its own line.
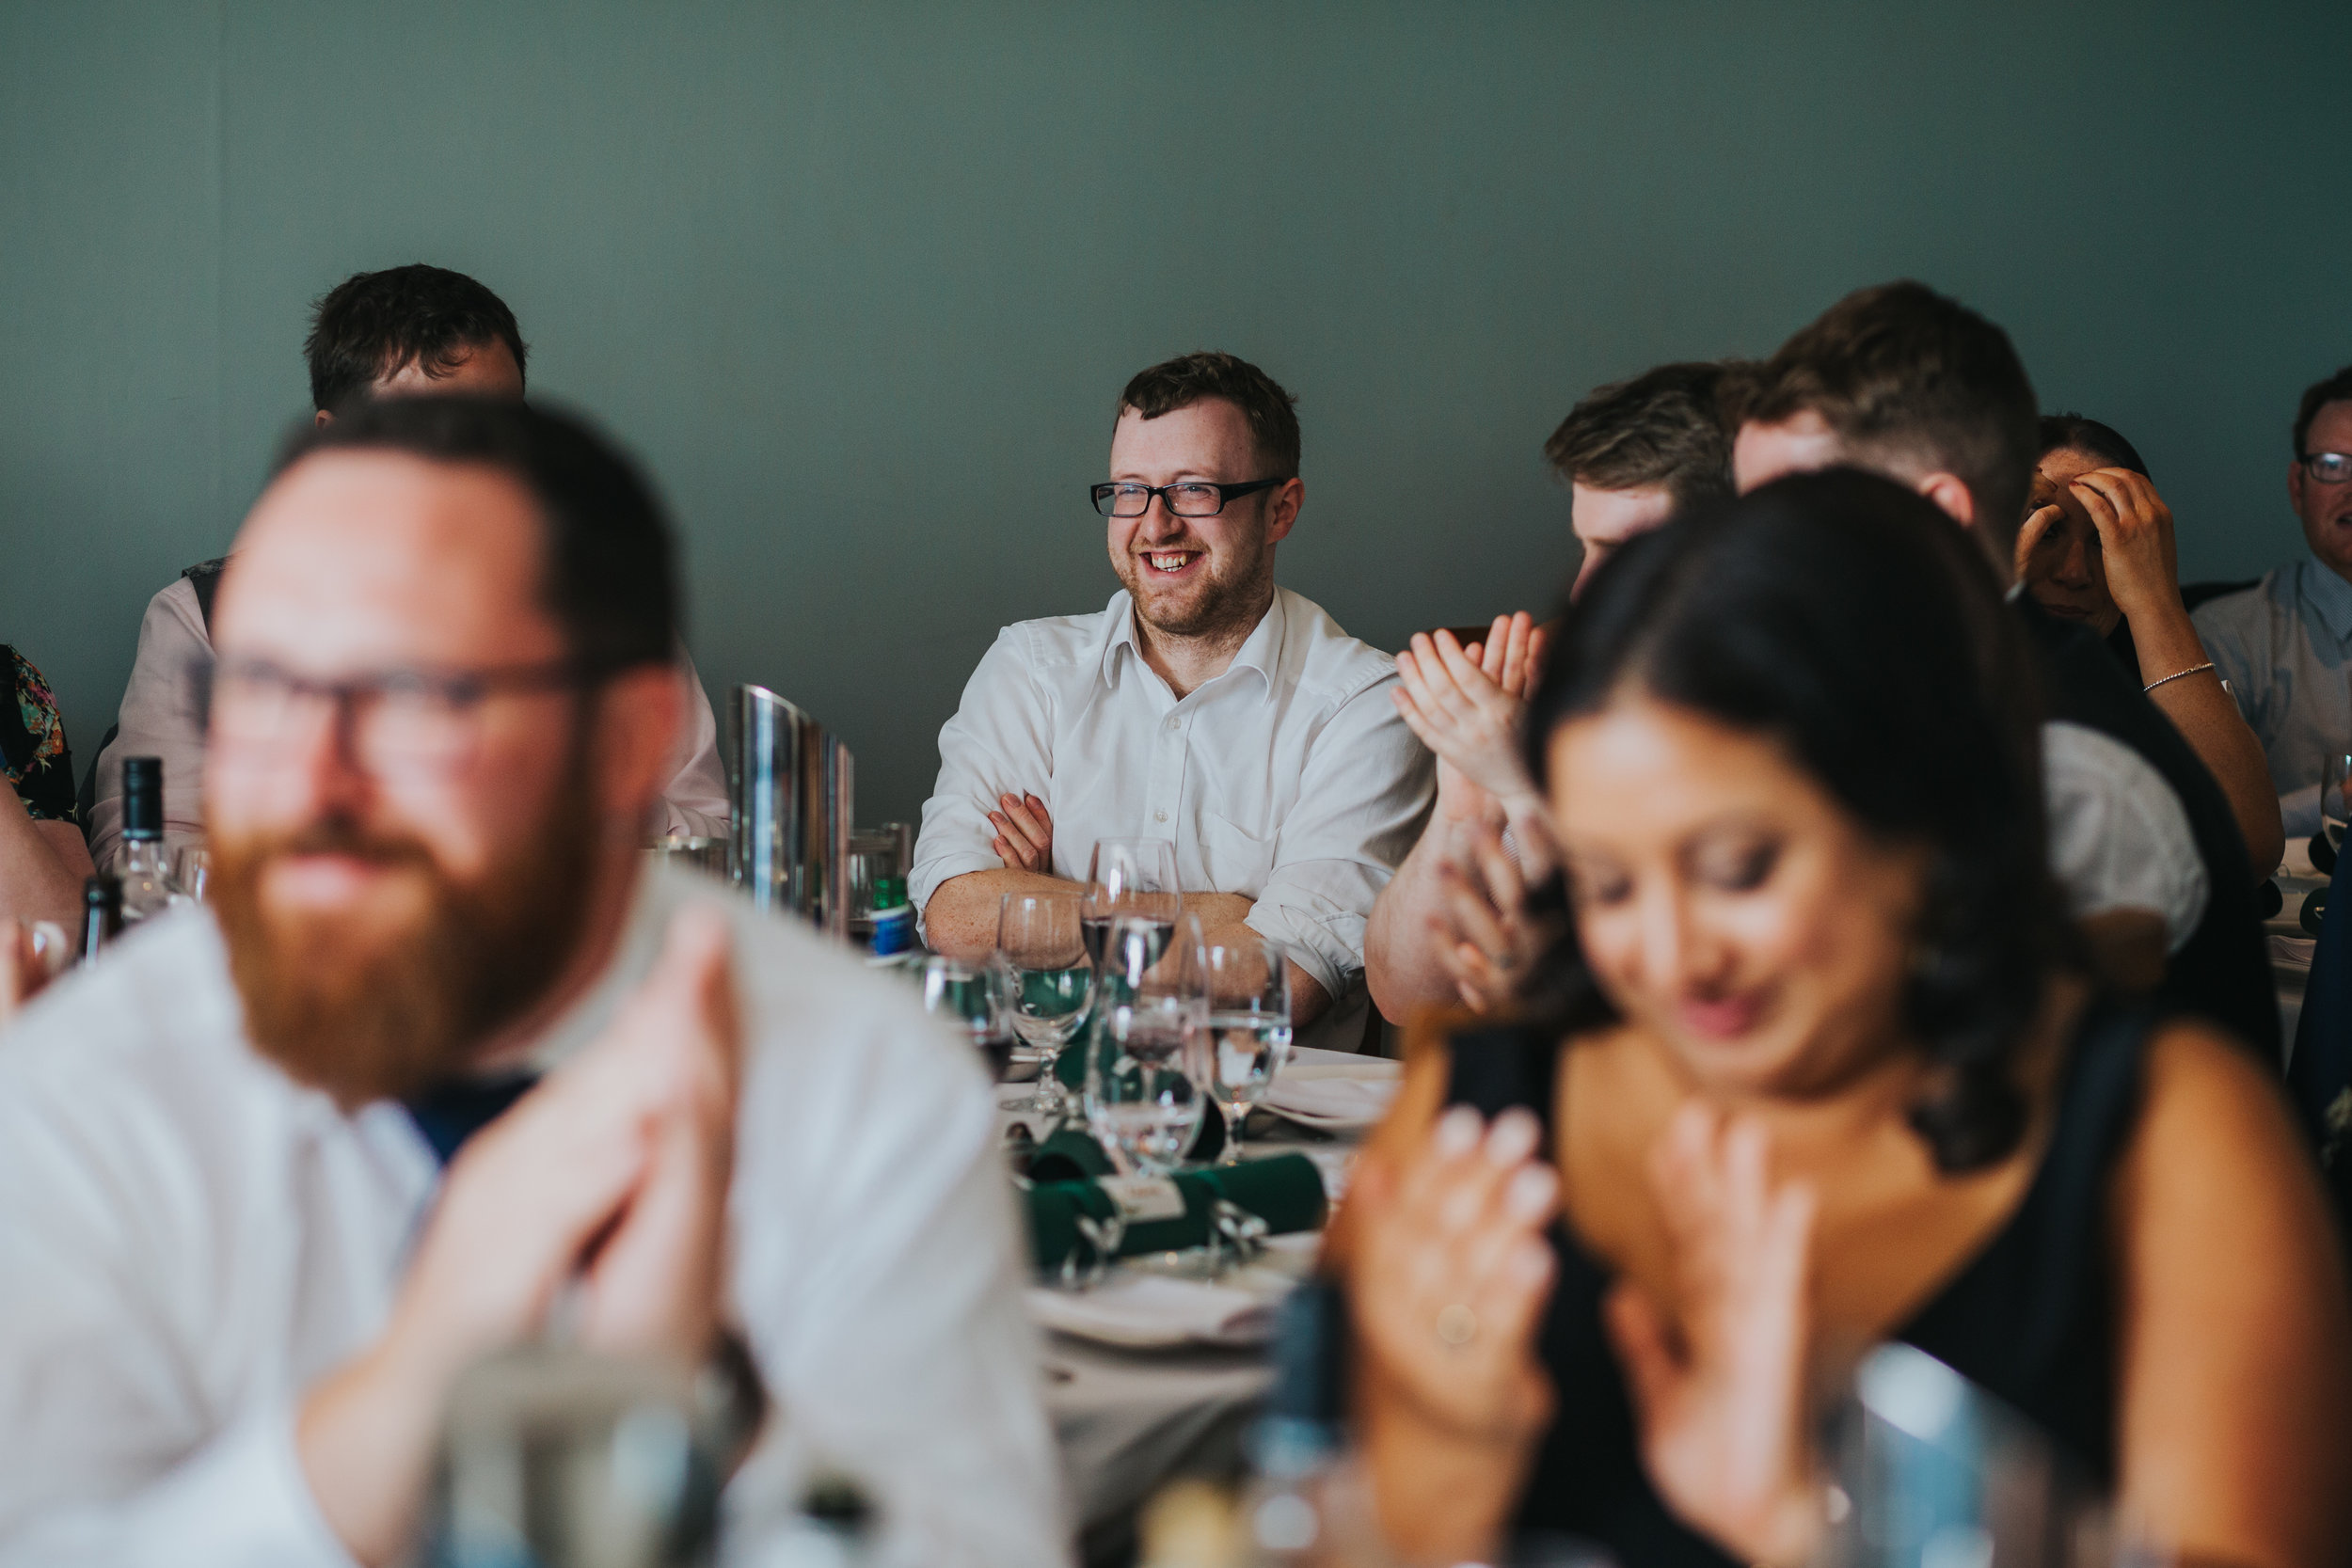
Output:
[727, 684, 852, 939]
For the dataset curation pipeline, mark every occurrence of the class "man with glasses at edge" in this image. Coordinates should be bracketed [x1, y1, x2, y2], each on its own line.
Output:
[2195, 365, 2352, 841]
[0, 398, 1065, 1566]
[911, 351, 1433, 1052]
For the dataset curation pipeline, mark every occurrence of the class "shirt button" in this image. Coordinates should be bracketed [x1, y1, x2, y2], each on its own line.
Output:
[1154, 809, 1168, 823]
[1167, 718, 1180, 731]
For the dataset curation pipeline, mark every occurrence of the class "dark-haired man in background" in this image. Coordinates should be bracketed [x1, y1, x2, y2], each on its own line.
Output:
[911, 351, 1432, 1051]
[1364, 359, 1740, 1018]
[87, 264, 728, 865]
[2194, 365, 2352, 842]
[1736, 280, 2278, 1056]
[0, 398, 1064, 1566]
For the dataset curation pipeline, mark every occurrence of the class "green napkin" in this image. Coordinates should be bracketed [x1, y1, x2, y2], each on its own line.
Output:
[1025, 1152, 1327, 1274]
[1025, 1127, 1114, 1184]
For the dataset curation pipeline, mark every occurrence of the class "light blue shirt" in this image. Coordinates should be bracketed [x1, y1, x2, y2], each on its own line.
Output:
[2192, 553, 2352, 837]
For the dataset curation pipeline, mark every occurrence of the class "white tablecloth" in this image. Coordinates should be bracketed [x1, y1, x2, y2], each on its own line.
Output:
[1009, 1047, 1391, 1541]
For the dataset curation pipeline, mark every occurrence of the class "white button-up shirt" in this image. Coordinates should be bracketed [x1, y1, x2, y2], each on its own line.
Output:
[2193, 554, 2352, 838]
[0, 867, 1068, 1568]
[2042, 719, 2206, 951]
[911, 588, 1434, 1053]
[87, 575, 732, 868]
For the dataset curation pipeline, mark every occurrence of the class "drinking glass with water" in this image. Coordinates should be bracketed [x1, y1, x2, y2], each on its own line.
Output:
[995, 890, 1094, 1118]
[1083, 913, 1207, 1176]
[922, 954, 1017, 1082]
[1191, 936, 1295, 1164]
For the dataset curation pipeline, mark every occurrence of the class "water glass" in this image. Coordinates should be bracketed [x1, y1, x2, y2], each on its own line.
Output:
[1191, 937, 1294, 1164]
[922, 955, 1016, 1082]
[1083, 838, 1183, 994]
[1082, 913, 1207, 1176]
[996, 891, 1094, 1118]
[171, 845, 212, 903]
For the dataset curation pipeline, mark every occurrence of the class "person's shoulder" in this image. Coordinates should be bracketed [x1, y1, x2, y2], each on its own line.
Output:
[674, 874, 977, 1085]
[984, 594, 1128, 675]
[2121, 1018, 2317, 1223]
[1274, 589, 1399, 704]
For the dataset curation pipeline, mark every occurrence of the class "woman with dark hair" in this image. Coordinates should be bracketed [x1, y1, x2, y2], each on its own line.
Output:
[2019, 414, 2282, 877]
[1340, 470, 2350, 1568]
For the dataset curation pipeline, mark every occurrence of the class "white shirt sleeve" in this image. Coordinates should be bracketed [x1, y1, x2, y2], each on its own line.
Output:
[909, 628, 1052, 922]
[2041, 721, 2209, 953]
[1244, 673, 1435, 1001]
[87, 580, 213, 871]
[0, 1061, 358, 1568]
[728, 972, 1070, 1567]
[654, 646, 730, 839]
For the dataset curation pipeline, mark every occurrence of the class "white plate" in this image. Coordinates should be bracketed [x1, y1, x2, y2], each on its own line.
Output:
[1263, 1052, 1401, 1131]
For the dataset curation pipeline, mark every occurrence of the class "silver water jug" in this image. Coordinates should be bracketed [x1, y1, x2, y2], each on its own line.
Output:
[727, 685, 852, 939]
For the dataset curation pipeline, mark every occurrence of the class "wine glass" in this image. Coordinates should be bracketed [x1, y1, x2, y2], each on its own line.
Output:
[1083, 913, 1207, 1177]
[1082, 839, 1182, 998]
[1189, 936, 1294, 1164]
[995, 891, 1094, 1118]
[922, 954, 1015, 1083]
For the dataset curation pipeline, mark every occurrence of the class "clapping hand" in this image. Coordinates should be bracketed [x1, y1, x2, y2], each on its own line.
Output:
[1604, 1105, 1822, 1568]
[1393, 613, 1548, 813]
[1353, 1104, 1559, 1444]
[1433, 816, 1555, 1014]
[990, 792, 1054, 874]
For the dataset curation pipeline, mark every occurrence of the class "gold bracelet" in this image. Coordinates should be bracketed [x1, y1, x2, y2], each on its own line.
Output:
[2143, 661, 2216, 694]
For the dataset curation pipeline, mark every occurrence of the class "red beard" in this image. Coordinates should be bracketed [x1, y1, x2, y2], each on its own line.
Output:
[211, 775, 598, 1107]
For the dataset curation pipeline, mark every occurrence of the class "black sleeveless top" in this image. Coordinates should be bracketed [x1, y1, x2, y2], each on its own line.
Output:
[1445, 1003, 2151, 1568]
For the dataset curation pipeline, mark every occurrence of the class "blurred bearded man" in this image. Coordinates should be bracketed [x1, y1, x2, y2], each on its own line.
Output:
[910, 350, 1432, 1053]
[0, 399, 1066, 1568]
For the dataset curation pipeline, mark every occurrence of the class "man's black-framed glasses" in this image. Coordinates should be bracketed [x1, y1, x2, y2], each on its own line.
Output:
[1089, 478, 1283, 518]
[199, 654, 601, 775]
[2301, 451, 2352, 486]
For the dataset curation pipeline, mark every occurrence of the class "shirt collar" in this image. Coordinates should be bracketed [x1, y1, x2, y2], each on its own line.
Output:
[2300, 552, 2352, 642]
[1098, 587, 1284, 705]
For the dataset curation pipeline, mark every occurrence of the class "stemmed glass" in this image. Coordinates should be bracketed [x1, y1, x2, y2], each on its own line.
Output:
[921, 954, 1015, 1082]
[1082, 839, 1183, 990]
[994, 891, 1094, 1119]
[1189, 936, 1295, 1164]
[1083, 912, 1208, 1177]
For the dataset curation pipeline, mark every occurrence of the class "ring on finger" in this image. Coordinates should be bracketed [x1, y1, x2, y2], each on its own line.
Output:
[1436, 1303, 1479, 1349]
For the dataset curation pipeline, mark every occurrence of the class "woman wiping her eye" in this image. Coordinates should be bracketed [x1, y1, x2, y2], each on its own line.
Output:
[1336, 467, 2351, 1568]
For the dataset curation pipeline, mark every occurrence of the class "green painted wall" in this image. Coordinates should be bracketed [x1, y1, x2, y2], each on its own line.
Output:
[5, 2, 2347, 823]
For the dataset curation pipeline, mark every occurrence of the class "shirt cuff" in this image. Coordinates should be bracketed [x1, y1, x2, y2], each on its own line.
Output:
[909, 851, 1009, 934]
[1245, 900, 1359, 1004]
[129, 1401, 359, 1567]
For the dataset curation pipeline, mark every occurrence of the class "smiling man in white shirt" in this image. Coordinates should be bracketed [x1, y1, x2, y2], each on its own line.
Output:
[0, 398, 1064, 1568]
[912, 352, 1433, 1052]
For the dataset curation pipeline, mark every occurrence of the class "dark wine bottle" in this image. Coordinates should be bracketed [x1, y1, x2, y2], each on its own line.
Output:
[79, 876, 123, 965]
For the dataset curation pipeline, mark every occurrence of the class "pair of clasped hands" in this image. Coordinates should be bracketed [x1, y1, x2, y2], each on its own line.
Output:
[1351, 1100, 1826, 1568]
[300, 908, 746, 1567]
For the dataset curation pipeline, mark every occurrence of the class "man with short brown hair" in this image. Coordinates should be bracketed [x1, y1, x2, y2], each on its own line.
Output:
[911, 351, 1431, 1051]
[1545, 359, 1740, 595]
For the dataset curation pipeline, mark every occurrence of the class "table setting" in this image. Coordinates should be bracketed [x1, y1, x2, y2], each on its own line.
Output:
[898, 832, 1404, 1547]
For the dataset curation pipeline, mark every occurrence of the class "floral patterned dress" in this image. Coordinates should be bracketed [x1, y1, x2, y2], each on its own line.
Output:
[0, 646, 80, 826]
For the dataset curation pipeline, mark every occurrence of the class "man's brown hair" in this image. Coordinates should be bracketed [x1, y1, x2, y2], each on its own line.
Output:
[2294, 365, 2352, 459]
[1543, 360, 1740, 508]
[1118, 351, 1301, 479]
[1745, 281, 2039, 551]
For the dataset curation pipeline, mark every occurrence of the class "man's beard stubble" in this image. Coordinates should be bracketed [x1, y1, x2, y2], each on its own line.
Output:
[212, 768, 601, 1108]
